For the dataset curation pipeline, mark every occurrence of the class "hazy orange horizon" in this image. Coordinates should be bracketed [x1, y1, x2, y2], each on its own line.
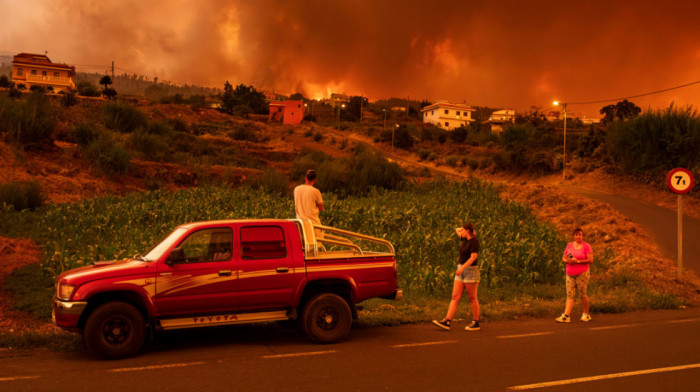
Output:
[2, 0, 698, 117]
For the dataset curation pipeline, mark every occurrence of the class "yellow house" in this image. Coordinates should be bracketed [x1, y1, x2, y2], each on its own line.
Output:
[420, 101, 475, 130]
[11, 53, 76, 92]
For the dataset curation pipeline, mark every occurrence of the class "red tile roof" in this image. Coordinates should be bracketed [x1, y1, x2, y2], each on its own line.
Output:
[13, 53, 75, 74]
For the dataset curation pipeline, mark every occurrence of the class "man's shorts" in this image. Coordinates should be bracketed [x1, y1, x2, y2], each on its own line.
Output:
[455, 265, 480, 283]
[566, 270, 590, 300]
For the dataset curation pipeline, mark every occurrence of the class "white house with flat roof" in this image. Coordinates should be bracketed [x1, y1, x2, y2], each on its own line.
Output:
[420, 101, 475, 130]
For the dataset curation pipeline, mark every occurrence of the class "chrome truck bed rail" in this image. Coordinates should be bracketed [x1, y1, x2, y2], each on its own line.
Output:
[296, 219, 395, 260]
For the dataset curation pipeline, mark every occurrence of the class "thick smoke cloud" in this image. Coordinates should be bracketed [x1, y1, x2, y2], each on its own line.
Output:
[2, 0, 698, 116]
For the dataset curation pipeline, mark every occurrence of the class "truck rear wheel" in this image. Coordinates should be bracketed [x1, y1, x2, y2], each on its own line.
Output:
[302, 293, 352, 344]
[84, 302, 146, 359]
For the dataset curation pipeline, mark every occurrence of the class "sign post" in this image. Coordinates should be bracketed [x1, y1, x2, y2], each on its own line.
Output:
[666, 168, 695, 280]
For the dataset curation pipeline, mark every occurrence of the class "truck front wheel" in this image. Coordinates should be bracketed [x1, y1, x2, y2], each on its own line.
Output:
[302, 293, 352, 344]
[84, 302, 146, 359]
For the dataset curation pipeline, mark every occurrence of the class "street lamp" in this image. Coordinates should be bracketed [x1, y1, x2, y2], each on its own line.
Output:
[553, 101, 568, 181]
[393, 123, 399, 154]
[337, 103, 345, 131]
[383, 109, 387, 131]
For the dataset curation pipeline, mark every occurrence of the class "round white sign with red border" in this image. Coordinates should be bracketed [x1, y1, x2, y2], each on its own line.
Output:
[667, 168, 694, 194]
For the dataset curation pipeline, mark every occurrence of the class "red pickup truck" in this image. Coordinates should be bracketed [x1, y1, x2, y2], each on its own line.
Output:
[53, 219, 401, 359]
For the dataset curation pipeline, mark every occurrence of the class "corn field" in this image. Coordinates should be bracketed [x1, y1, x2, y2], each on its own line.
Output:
[0, 180, 565, 297]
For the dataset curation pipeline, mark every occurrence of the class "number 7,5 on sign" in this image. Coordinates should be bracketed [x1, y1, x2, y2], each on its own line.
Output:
[667, 168, 694, 194]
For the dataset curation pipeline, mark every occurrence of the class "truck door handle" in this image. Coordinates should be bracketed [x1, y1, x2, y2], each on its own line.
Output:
[160, 272, 172, 277]
[218, 270, 232, 276]
[276, 267, 289, 273]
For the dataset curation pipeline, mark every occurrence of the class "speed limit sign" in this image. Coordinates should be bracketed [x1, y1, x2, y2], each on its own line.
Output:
[667, 168, 694, 194]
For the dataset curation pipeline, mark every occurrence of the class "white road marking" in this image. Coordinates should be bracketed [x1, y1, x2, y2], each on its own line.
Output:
[506, 363, 700, 390]
[496, 332, 553, 339]
[262, 350, 337, 359]
[392, 340, 457, 348]
[0, 375, 40, 382]
[109, 361, 205, 372]
[589, 324, 637, 330]
[669, 318, 700, 324]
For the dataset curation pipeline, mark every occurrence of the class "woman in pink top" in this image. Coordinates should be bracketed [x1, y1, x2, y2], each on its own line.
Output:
[555, 228, 594, 323]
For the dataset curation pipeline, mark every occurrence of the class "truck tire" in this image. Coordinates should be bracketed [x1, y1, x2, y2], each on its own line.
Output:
[84, 302, 146, 359]
[302, 293, 352, 344]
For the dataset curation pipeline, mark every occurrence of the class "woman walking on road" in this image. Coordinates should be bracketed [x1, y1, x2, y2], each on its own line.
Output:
[433, 222, 481, 331]
[556, 227, 594, 323]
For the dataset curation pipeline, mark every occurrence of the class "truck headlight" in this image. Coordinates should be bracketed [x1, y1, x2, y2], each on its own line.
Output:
[56, 283, 76, 301]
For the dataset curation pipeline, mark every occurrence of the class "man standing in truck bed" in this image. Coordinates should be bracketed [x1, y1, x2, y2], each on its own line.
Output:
[294, 169, 325, 229]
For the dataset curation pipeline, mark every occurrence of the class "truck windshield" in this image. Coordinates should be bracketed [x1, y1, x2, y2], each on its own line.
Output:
[143, 228, 188, 261]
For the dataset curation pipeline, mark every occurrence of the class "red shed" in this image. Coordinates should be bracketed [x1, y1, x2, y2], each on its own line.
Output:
[269, 100, 303, 124]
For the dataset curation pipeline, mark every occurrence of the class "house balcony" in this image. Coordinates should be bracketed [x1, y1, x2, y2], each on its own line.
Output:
[25, 74, 73, 86]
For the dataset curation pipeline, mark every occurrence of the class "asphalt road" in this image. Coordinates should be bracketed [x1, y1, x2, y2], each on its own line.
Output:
[570, 187, 700, 277]
[1, 308, 699, 392]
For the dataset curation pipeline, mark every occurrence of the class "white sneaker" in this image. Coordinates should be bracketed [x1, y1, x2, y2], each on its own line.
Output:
[555, 314, 570, 323]
[580, 313, 592, 322]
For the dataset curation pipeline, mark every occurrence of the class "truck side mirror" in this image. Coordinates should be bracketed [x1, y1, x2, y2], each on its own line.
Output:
[166, 248, 185, 265]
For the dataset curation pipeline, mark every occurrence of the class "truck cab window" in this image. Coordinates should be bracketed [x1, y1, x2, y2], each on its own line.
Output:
[176, 228, 233, 263]
[240, 226, 287, 260]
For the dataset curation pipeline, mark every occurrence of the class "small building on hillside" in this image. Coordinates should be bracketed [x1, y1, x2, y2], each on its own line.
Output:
[485, 109, 515, 134]
[420, 101, 475, 130]
[11, 53, 76, 92]
[330, 93, 351, 108]
[269, 100, 303, 124]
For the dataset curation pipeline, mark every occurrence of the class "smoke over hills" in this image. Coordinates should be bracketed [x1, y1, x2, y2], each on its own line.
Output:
[1, 0, 699, 116]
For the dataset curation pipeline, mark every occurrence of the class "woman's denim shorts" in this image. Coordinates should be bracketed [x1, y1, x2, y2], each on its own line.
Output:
[455, 265, 480, 283]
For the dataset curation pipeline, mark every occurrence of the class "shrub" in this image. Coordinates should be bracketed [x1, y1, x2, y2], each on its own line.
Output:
[101, 101, 149, 133]
[449, 126, 468, 143]
[61, 90, 78, 107]
[313, 131, 323, 142]
[29, 85, 46, 94]
[70, 121, 104, 147]
[167, 118, 189, 133]
[256, 167, 289, 195]
[0, 75, 10, 88]
[0, 92, 55, 149]
[76, 81, 101, 97]
[445, 155, 460, 167]
[146, 120, 174, 136]
[318, 151, 404, 196]
[130, 129, 170, 161]
[607, 105, 700, 173]
[418, 148, 432, 160]
[379, 125, 414, 150]
[291, 149, 333, 181]
[0, 181, 43, 211]
[85, 136, 131, 175]
[229, 122, 258, 141]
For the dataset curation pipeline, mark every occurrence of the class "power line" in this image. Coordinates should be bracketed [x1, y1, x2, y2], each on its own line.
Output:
[565, 79, 700, 105]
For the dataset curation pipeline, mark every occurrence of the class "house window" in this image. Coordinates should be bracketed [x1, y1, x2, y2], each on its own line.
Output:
[431, 111, 434, 115]
[445, 122, 449, 127]
[53, 72, 59, 77]
[16, 68, 23, 76]
[42, 71, 47, 76]
[444, 109, 449, 115]
[424, 113, 427, 118]
[31, 70, 37, 75]
[277, 107, 282, 112]
[456, 111, 461, 116]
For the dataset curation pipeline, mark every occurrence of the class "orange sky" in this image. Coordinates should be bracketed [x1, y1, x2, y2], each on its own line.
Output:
[2, 0, 699, 117]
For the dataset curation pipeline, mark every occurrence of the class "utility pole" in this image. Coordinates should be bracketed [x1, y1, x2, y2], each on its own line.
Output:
[360, 94, 364, 126]
[111, 61, 115, 80]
